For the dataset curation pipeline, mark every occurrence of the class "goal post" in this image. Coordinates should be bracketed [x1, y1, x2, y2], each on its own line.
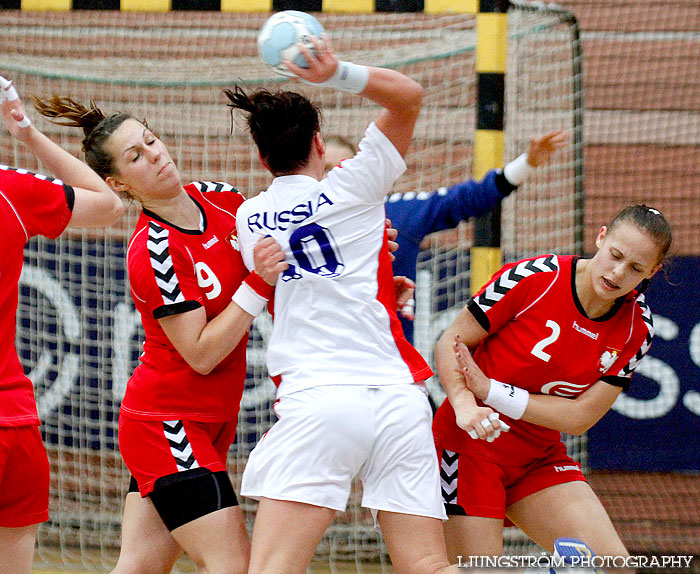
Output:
[0, 4, 583, 571]
[470, 0, 508, 297]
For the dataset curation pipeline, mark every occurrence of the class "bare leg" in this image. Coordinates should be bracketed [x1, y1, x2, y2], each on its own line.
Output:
[379, 511, 530, 574]
[247, 498, 336, 574]
[508, 481, 632, 574]
[170, 506, 250, 574]
[378, 511, 456, 574]
[0, 525, 38, 574]
[443, 515, 504, 562]
[111, 492, 182, 574]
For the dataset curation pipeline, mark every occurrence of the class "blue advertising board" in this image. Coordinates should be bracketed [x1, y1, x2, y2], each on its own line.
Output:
[588, 256, 700, 471]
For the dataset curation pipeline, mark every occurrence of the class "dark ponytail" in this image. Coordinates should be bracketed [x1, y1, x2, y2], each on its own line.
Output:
[224, 86, 321, 177]
[33, 95, 140, 180]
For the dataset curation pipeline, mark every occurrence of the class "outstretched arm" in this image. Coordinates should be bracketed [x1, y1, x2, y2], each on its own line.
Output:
[502, 129, 569, 185]
[384, 130, 569, 241]
[1, 76, 123, 228]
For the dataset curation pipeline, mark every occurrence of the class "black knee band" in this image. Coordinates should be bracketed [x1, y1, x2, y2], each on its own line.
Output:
[444, 502, 467, 516]
[128, 475, 139, 493]
[148, 468, 238, 531]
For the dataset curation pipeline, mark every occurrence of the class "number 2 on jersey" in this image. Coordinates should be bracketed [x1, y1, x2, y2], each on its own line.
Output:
[282, 222, 345, 281]
[531, 319, 560, 362]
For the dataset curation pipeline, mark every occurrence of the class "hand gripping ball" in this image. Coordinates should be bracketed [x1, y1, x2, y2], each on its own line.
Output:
[257, 10, 325, 77]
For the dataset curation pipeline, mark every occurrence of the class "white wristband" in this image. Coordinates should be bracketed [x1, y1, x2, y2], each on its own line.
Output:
[503, 153, 534, 186]
[314, 61, 369, 94]
[232, 282, 268, 317]
[484, 378, 529, 420]
[0, 77, 19, 102]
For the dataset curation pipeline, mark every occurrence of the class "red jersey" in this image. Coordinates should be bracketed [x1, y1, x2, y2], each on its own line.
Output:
[122, 182, 248, 422]
[0, 166, 73, 426]
[433, 254, 654, 465]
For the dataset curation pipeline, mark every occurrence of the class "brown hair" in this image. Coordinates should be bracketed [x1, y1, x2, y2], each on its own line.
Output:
[608, 204, 673, 264]
[33, 95, 145, 181]
[223, 86, 321, 177]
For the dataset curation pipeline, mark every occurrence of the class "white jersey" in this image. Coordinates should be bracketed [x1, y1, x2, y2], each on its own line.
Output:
[236, 123, 432, 397]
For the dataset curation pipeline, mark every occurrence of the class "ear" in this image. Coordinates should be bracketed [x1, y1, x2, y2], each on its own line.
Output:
[105, 175, 130, 195]
[315, 131, 325, 157]
[594, 226, 607, 250]
[648, 261, 663, 279]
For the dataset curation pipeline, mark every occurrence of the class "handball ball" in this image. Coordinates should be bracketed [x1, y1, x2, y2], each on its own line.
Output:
[257, 10, 325, 77]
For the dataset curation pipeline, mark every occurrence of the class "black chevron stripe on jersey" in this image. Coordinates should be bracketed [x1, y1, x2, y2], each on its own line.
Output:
[638, 296, 654, 328]
[154, 265, 176, 284]
[621, 293, 655, 377]
[491, 279, 512, 298]
[193, 181, 237, 194]
[440, 449, 459, 504]
[147, 222, 185, 306]
[174, 453, 198, 470]
[163, 420, 184, 434]
[533, 254, 555, 269]
[162, 420, 200, 472]
[476, 254, 559, 311]
[167, 435, 190, 452]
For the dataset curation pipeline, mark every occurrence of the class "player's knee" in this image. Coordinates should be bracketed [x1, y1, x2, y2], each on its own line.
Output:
[578, 533, 629, 559]
[189, 555, 247, 574]
[398, 552, 453, 574]
[111, 557, 173, 574]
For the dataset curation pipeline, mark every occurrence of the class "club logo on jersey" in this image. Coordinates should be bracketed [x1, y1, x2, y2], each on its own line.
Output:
[598, 348, 620, 373]
[228, 233, 240, 252]
[540, 381, 590, 398]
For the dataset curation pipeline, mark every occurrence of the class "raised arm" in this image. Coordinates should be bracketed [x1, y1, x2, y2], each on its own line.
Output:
[0, 76, 123, 228]
[385, 130, 570, 240]
[288, 37, 423, 158]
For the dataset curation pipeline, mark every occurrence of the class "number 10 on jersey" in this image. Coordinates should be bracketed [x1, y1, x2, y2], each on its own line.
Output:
[282, 222, 345, 282]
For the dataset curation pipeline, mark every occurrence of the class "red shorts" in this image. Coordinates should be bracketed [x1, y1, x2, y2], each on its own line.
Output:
[0, 426, 49, 527]
[118, 415, 237, 496]
[438, 443, 586, 522]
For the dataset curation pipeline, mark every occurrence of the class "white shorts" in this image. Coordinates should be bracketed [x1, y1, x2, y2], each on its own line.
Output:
[241, 384, 446, 521]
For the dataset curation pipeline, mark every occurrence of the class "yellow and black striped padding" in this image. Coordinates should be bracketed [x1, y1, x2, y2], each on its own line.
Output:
[470, 0, 508, 296]
[11, 0, 477, 13]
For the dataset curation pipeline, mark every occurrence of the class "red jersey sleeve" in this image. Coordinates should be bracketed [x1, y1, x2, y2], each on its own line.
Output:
[128, 221, 204, 320]
[190, 181, 245, 238]
[190, 181, 245, 212]
[468, 254, 560, 334]
[0, 167, 73, 239]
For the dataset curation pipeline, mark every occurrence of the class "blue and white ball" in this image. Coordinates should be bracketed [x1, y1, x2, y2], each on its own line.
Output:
[257, 10, 325, 77]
